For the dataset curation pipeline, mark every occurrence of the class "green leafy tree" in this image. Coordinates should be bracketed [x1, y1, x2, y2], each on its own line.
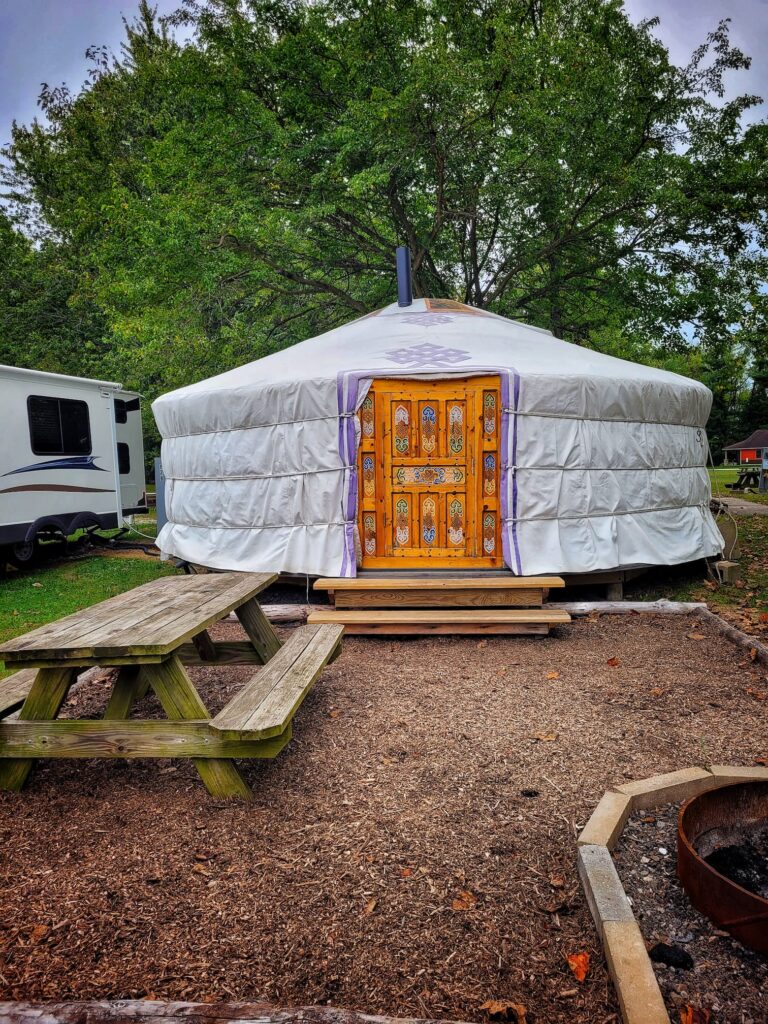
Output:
[1, 0, 766, 414]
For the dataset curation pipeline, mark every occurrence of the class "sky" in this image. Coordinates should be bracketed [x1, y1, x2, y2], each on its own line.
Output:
[0, 0, 766, 150]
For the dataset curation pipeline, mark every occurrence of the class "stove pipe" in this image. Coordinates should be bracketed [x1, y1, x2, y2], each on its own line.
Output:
[396, 246, 413, 307]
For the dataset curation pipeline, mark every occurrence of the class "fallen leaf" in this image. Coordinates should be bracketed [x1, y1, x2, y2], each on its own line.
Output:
[31, 582, 43, 589]
[650, 687, 665, 697]
[750, 647, 758, 661]
[679, 1007, 711, 1024]
[566, 950, 590, 983]
[546, 671, 560, 680]
[363, 897, 377, 916]
[549, 874, 565, 888]
[746, 687, 767, 701]
[686, 632, 706, 640]
[192, 862, 211, 876]
[759, 613, 768, 623]
[452, 889, 478, 911]
[329, 709, 342, 719]
[606, 656, 621, 667]
[479, 1000, 527, 1022]
[399, 866, 413, 878]
[533, 732, 558, 742]
[30, 925, 49, 943]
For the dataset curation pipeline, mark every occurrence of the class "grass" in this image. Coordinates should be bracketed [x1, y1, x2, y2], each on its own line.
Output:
[0, 554, 179, 679]
[629, 513, 768, 626]
[709, 466, 768, 505]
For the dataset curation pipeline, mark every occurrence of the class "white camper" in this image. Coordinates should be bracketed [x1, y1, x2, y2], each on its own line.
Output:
[0, 364, 147, 565]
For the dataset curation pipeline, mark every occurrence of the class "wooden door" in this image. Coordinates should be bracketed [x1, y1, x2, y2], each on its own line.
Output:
[357, 376, 503, 569]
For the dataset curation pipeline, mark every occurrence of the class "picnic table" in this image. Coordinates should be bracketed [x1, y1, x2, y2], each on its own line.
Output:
[725, 468, 761, 490]
[0, 572, 343, 800]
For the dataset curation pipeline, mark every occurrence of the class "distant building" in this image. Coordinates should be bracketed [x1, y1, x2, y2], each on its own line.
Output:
[723, 428, 768, 464]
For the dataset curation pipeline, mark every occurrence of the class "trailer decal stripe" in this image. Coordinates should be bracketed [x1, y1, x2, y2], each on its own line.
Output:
[4, 456, 107, 476]
[0, 484, 115, 495]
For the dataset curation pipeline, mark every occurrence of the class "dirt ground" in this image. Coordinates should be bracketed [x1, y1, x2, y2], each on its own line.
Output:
[0, 614, 767, 1023]
[618, 807, 768, 1024]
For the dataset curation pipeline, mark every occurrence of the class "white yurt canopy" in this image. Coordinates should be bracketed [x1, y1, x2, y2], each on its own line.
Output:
[152, 298, 722, 576]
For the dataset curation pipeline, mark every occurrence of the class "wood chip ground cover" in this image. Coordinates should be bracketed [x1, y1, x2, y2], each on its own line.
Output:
[0, 615, 766, 1022]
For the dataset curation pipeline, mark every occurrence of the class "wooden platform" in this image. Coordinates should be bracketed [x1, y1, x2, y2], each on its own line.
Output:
[311, 576, 569, 635]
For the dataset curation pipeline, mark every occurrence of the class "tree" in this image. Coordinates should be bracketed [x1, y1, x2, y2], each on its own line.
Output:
[1, 0, 766, 407]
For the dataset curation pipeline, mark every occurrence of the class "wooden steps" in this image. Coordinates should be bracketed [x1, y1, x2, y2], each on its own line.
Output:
[311, 577, 569, 635]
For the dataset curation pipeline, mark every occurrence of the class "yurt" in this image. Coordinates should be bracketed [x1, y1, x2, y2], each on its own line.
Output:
[152, 296, 722, 579]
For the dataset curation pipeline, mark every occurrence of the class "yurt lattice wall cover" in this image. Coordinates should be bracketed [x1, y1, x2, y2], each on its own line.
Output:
[152, 300, 722, 576]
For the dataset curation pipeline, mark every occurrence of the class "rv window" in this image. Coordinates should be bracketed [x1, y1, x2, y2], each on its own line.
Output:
[28, 396, 92, 456]
[114, 399, 128, 424]
[117, 442, 131, 475]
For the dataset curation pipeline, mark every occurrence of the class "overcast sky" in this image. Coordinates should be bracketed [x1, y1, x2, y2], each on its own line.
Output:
[0, 0, 766, 150]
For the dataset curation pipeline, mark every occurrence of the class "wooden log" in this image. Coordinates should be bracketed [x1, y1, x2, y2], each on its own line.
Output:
[0, 719, 291, 759]
[548, 600, 707, 616]
[0, 1000, 473, 1024]
[694, 607, 768, 667]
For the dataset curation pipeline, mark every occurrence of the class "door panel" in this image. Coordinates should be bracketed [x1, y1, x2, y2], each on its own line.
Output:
[357, 376, 502, 569]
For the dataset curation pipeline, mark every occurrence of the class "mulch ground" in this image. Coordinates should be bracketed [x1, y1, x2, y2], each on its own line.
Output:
[1, 613, 767, 1023]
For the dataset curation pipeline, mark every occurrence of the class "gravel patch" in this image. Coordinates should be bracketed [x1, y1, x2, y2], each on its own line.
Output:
[616, 808, 768, 1022]
[0, 614, 766, 1022]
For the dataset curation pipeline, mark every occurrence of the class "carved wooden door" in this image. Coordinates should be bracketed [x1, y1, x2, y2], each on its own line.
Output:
[358, 376, 502, 569]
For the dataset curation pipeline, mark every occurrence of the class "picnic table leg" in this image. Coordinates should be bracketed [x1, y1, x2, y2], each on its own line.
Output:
[235, 597, 282, 663]
[143, 655, 252, 801]
[0, 666, 77, 791]
[103, 666, 151, 721]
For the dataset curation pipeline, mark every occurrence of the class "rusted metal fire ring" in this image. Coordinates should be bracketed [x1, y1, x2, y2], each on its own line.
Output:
[677, 780, 768, 954]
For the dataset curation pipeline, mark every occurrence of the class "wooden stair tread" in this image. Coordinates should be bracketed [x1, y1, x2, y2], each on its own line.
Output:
[314, 576, 565, 590]
[308, 609, 571, 624]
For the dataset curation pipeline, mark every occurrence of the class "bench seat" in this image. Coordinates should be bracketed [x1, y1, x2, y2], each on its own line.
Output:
[210, 623, 343, 739]
[0, 669, 38, 720]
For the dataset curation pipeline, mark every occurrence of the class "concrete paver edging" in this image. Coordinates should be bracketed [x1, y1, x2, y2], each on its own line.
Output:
[577, 765, 768, 1024]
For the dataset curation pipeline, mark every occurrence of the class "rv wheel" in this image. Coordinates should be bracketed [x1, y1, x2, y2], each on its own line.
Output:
[9, 540, 37, 567]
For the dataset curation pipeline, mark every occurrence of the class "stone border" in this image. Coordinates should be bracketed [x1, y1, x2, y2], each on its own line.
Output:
[577, 765, 768, 1024]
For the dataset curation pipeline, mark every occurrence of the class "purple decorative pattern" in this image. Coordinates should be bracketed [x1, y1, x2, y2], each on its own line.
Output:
[383, 343, 472, 367]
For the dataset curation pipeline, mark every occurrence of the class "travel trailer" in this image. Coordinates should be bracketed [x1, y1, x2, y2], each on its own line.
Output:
[0, 364, 147, 565]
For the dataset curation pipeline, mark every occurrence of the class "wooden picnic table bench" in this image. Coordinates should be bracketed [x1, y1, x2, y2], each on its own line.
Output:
[725, 468, 761, 490]
[0, 572, 343, 800]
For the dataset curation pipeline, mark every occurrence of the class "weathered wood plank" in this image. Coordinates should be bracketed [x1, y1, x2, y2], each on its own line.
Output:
[211, 624, 343, 739]
[333, 587, 543, 609]
[103, 666, 150, 721]
[143, 656, 252, 801]
[0, 719, 291, 759]
[0, 572, 277, 662]
[0, 669, 37, 719]
[0, 1000, 472, 1024]
[191, 629, 218, 662]
[0, 666, 77, 791]
[178, 641, 272, 666]
[337, 622, 551, 635]
[314, 576, 566, 590]
[235, 596, 282, 664]
[307, 609, 571, 624]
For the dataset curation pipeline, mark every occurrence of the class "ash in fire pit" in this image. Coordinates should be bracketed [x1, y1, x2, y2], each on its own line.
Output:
[705, 824, 768, 900]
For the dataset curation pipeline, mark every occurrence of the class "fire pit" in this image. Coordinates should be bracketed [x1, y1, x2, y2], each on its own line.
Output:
[678, 780, 768, 954]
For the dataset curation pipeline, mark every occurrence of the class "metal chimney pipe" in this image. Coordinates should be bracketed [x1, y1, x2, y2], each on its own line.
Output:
[396, 246, 413, 307]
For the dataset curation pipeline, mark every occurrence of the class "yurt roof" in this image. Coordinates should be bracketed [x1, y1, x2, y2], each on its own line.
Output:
[155, 298, 710, 403]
